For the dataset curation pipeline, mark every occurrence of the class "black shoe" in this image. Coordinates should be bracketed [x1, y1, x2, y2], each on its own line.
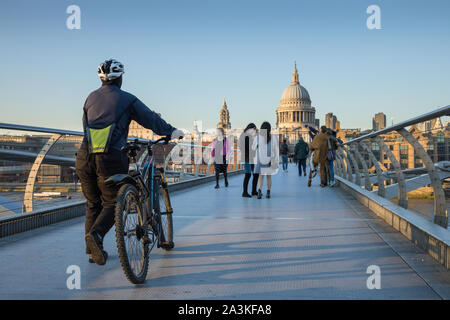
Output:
[251, 191, 258, 196]
[215, 184, 219, 189]
[257, 189, 262, 199]
[225, 180, 229, 187]
[242, 192, 251, 198]
[85, 232, 107, 266]
[89, 251, 108, 264]
[266, 190, 271, 198]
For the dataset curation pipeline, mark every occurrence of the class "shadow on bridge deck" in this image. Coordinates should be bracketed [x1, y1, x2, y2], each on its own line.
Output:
[0, 164, 449, 299]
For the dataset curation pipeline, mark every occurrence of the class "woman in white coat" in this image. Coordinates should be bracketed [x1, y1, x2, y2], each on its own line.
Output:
[254, 121, 279, 199]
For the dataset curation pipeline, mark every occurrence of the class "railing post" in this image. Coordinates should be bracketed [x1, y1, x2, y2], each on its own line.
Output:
[338, 154, 346, 177]
[360, 141, 385, 197]
[336, 149, 344, 178]
[338, 154, 347, 177]
[345, 145, 361, 186]
[375, 136, 408, 209]
[206, 159, 213, 176]
[194, 145, 201, 177]
[335, 154, 343, 177]
[23, 133, 62, 213]
[352, 144, 372, 191]
[397, 128, 448, 228]
[163, 145, 178, 173]
[234, 150, 241, 171]
[338, 148, 353, 182]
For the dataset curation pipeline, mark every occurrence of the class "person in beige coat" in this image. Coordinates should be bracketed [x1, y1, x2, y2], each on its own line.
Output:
[309, 126, 330, 187]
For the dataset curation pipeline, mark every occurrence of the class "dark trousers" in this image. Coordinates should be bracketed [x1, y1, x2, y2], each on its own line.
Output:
[214, 163, 228, 185]
[243, 172, 259, 195]
[319, 161, 328, 185]
[297, 158, 306, 175]
[75, 144, 128, 243]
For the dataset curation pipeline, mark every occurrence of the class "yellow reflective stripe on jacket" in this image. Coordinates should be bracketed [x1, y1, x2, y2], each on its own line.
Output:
[89, 125, 112, 153]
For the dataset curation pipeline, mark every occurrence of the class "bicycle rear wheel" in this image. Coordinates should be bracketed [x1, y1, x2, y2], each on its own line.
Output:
[114, 183, 149, 284]
[153, 179, 174, 250]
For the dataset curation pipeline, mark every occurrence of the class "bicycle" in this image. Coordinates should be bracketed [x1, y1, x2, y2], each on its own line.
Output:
[106, 136, 174, 284]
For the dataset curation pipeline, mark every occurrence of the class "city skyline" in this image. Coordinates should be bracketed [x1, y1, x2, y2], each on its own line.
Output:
[1, 0, 450, 132]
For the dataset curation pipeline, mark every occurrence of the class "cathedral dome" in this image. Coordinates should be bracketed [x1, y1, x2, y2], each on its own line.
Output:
[276, 62, 317, 135]
[280, 63, 311, 107]
[281, 84, 310, 103]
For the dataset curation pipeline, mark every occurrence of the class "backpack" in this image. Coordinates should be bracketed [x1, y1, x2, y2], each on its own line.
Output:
[327, 139, 336, 161]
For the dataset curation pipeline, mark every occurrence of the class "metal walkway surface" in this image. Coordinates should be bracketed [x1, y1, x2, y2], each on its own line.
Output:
[1, 165, 449, 300]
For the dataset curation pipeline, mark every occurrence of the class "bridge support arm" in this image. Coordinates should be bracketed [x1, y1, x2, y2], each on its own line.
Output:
[360, 141, 385, 197]
[375, 136, 408, 209]
[338, 148, 353, 182]
[345, 146, 361, 186]
[335, 154, 344, 177]
[352, 144, 372, 191]
[397, 128, 448, 228]
[23, 134, 63, 213]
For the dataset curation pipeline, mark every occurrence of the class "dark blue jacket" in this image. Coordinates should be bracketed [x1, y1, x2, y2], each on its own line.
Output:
[294, 140, 309, 160]
[82, 84, 175, 151]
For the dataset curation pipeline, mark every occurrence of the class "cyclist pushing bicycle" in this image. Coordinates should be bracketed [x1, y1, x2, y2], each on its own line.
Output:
[75, 59, 184, 268]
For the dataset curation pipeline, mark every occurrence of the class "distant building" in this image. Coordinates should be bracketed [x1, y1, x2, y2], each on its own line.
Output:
[337, 117, 449, 172]
[416, 118, 442, 133]
[372, 112, 387, 131]
[217, 98, 231, 131]
[128, 120, 159, 140]
[369, 121, 449, 170]
[315, 119, 321, 129]
[337, 128, 362, 143]
[325, 113, 338, 131]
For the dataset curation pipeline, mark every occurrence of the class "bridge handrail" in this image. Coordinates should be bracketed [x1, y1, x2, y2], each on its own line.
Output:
[341, 105, 450, 146]
[0, 122, 243, 215]
[335, 105, 450, 229]
[0, 123, 217, 150]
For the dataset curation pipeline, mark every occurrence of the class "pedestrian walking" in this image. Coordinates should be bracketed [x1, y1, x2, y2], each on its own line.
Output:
[309, 126, 330, 187]
[211, 128, 231, 189]
[293, 136, 309, 176]
[75, 59, 182, 265]
[280, 139, 289, 172]
[326, 129, 340, 187]
[238, 123, 259, 197]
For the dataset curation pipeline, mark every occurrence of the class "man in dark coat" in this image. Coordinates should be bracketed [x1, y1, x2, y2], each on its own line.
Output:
[293, 137, 309, 176]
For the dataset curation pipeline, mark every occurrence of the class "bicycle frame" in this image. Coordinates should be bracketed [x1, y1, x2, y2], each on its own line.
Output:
[107, 137, 173, 244]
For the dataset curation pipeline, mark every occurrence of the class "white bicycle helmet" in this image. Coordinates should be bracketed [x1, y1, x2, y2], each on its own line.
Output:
[97, 59, 124, 81]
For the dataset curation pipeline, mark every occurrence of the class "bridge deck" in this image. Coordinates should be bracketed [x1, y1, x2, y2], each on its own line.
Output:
[1, 164, 449, 299]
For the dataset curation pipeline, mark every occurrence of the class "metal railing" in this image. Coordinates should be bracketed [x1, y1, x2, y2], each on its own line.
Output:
[0, 123, 243, 217]
[335, 105, 450, 229]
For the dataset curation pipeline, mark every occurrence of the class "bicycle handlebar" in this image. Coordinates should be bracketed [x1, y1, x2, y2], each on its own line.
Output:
[131, 136, 171, 146]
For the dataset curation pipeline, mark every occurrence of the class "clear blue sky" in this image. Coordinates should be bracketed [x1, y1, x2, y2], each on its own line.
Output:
[1, 0, 449, 132]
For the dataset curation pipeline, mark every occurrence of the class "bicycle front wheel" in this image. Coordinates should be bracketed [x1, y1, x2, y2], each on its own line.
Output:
[115, 183, 149, 284]
[154, 180, 174, 250]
